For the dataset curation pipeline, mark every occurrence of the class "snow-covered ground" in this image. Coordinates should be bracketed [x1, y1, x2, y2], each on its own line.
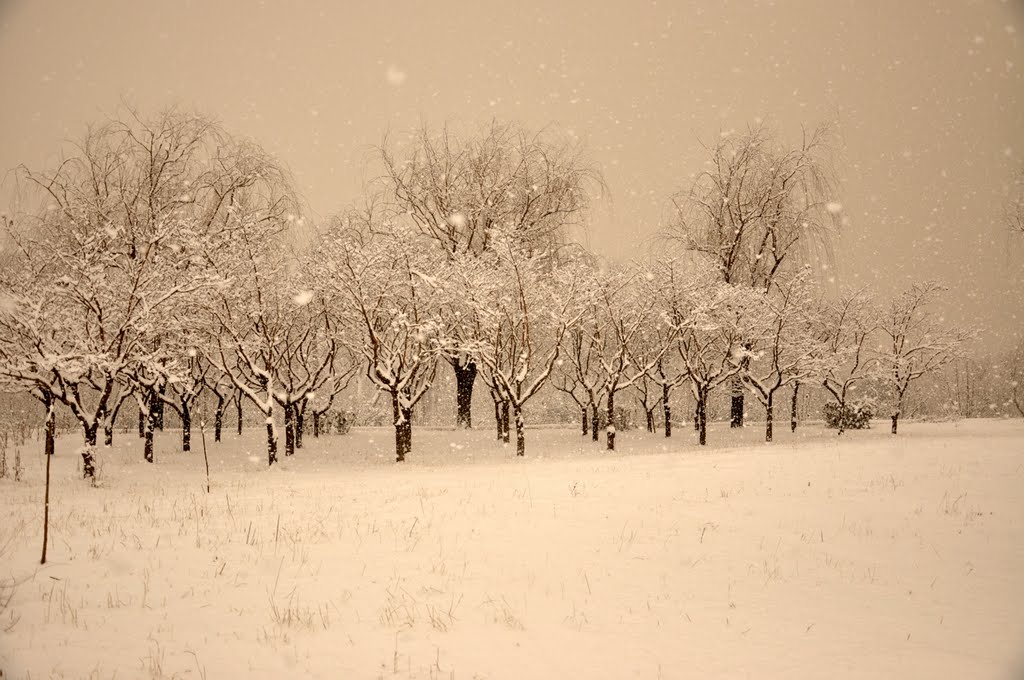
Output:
[2, 419, 1023, 679]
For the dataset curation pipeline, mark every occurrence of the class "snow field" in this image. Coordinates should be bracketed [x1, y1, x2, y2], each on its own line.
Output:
[1, 420, 1023, 679]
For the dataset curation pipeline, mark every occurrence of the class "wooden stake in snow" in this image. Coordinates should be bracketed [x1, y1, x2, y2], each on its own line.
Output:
[199, 419, 211, 494]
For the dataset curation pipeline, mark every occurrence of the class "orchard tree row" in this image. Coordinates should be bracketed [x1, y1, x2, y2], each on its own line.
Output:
[0, 109, 984, 477]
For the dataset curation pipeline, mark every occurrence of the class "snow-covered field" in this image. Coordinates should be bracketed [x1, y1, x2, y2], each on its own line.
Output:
[2, 420, 1023, 679]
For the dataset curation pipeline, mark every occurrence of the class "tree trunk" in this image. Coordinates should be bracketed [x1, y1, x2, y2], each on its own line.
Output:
[891, 413, 899, 435]
[730, 375, 744, 428]
[181, 402, 191, 453]
[646, 409, 655, 433]
[266, 420, 278, 466]
[154, 384, 166, 431]
[581, 407, 588, 436]
[663, 384, 672, 438]
[82, 422, 98, 478]
[104, 419, 114, 447]
[453, 360, 477, 429]
[606, 389, 616, 451]
[591, 403, 599, 441]
[236, 391, 243, 435]
[284, 404, 296, 456]
[514, 405, 525, 457]
[214, 395, 224, 443]
[313, 411, 321, 438]
[41, 397, 54, 564]
[138, 406, 145, 438]
[694, 400, 699, 431]
[295, 403, 305, 449]
[765, 392, 774, 443]
[392, 392, 411, 462]
[493, 399, 503, 441]
[400, 407, 412, 461]
[144, 405, 155, 464]
[790, 382, 800, 433]
[44, 397, 55, 458]
[500, 401, 510, 444]
[697, 389, 708, 446]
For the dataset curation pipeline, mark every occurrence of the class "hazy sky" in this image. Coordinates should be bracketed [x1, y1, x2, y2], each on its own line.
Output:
[1, 0, 1022, 347]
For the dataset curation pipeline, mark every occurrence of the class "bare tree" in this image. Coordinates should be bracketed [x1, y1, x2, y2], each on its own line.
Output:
[668, 122, 840, 428]
[317, 224, 449, 462]
[378, 120, 601, 429]
[741, 272, 830, 442]
[0, 109, 228, 478]
[457, 231, 584, 456]
[814, 288, 880, 434]
[876, 282, 973, 434]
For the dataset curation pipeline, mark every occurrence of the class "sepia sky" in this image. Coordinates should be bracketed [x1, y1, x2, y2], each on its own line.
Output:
[1, 0, 1022, 348]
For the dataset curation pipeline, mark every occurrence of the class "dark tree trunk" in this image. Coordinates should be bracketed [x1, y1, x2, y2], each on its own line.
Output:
[891, 414, 899, 435]
[606, 389, 616, 451]
[493, 400, 503, 441]
[284, 404, 296, 456]
[694, 400, 700, 431]
[663, 384, 672, 438]
[138, 406, 145, 438]
[313, 411, 321, 438]
[400, 407, 412, 461]
[154, 383, 166, 431]
[104, 419, 113, 447]
[266, 421, 278, 466]
[295, 402, 305, 449]
[214, 394, 225, 443]
[765, 392, 774, 443]
[591, 403, 599, 441]
[143, 405, 156, 464]
[181, 402, 191, 453]
[697, 388, 708, 446]
[730, 380, 744, 428]
[41, 397, 54, 564]
[392, 392, 412, 462]
[514, 405, 525, 457]
[236, 391, 243, 435]
[44, 397, 55, 458]
[453, 360, 477, 429]
[82, 422, 98, 478]
[790, 382, 800, 433]
[645, 409, 655, 433]
[500, 401, 510, 444]
[581, 407, 588, 436]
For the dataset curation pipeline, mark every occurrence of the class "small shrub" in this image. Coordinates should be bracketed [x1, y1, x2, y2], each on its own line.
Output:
[823, 401, 873, 430]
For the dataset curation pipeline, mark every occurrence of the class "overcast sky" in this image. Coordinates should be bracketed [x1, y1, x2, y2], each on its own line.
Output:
[1, 0, 1022, 348]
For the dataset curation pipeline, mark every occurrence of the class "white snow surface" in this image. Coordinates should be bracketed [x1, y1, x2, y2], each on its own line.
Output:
[2, 419, 1023, 679]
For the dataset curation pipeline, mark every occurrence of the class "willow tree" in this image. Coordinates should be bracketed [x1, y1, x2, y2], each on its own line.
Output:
[668, 122, 840, 427]
[378, 120, 601, 429]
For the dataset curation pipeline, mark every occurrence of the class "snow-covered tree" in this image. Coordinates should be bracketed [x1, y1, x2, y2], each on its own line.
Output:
[378, 121, 601, 429]
[876, 282, 973, 434]
[741, 272, 830, 442]
[0, 109, 229, 477]
[457, 232, 585, 456]
[317, 223, 449, 462]
[582, 263, 674, 451]
[667, 122, 840, 428]
[672, 275, 758, 446]
[814, 287, 880, 434]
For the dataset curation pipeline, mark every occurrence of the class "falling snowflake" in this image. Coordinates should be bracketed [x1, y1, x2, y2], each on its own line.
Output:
[386, 65, 407, 86]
